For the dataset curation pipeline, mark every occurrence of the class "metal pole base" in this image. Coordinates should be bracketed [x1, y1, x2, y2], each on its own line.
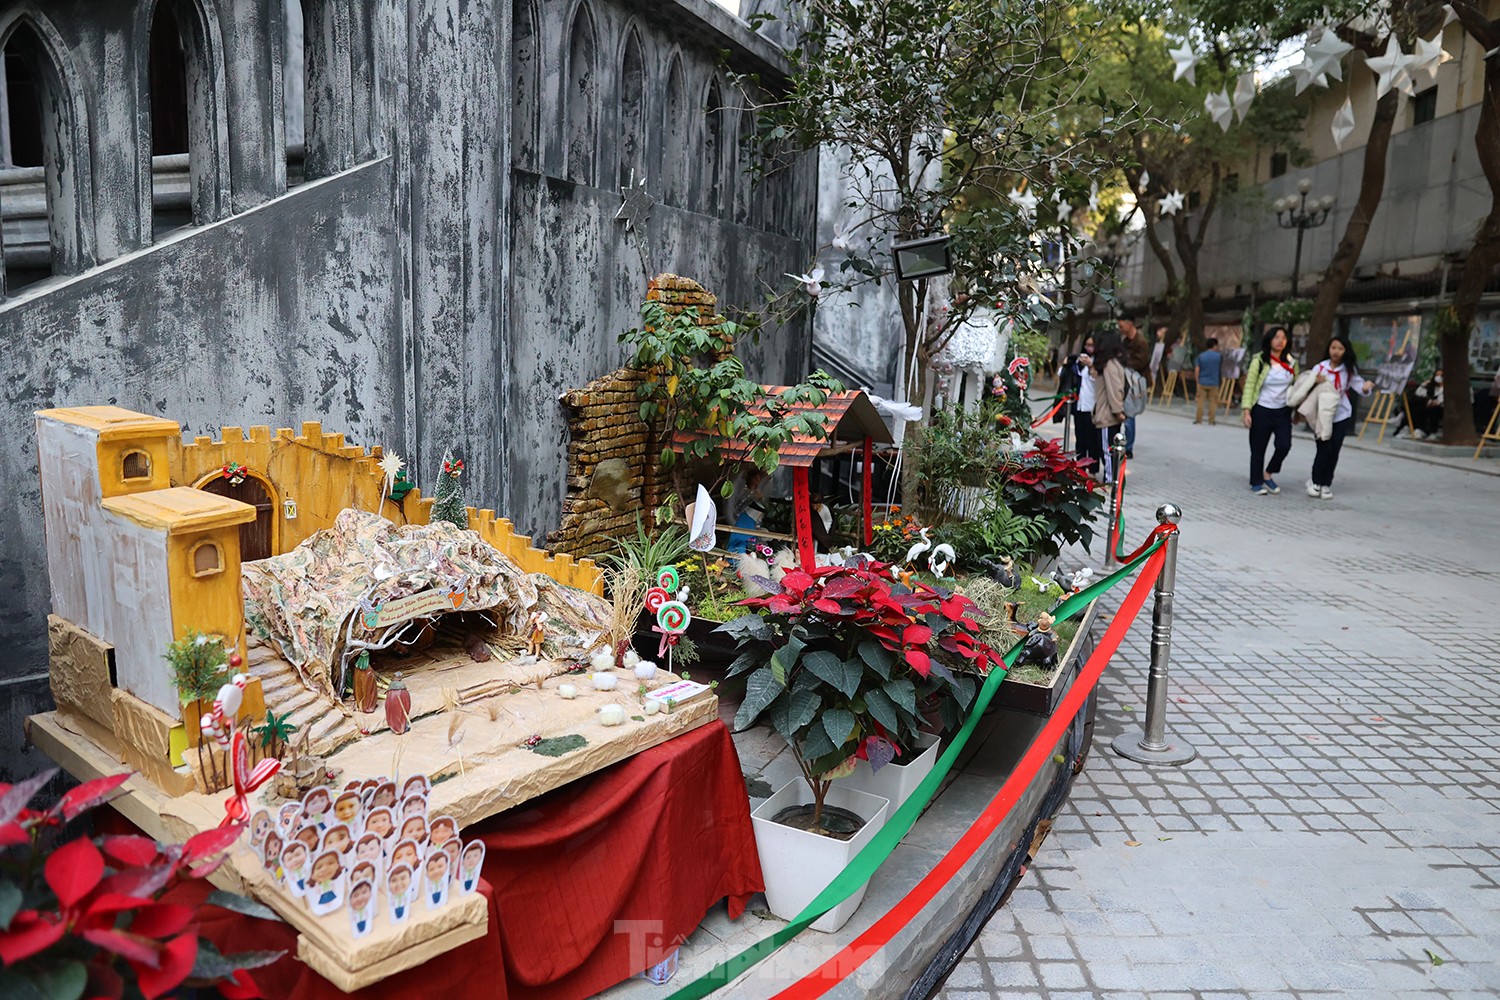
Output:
[1111, 727, 1197, 766]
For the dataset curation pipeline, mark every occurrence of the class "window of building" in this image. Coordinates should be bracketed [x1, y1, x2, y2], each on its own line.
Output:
[144, 0, 226, 238]
[282, 0, 306, 186]
[1413, 86, 1437, 126]
[121, 450, 152, 481]
[512, 0, 539, 171]
[1188, 190, 1201, 210]
[617, 29, 645, 190]
[1270, 152, 1287, 178]
[190, 541, 223, 577]
[1223, 173, 1239, 194]
[564, 4, 598, 186]
[703, 78, 726, 216]
[663, 56, 687, 207]
[733, 105, 757, 226]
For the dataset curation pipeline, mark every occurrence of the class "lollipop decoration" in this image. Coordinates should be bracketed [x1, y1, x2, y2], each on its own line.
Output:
[656, 566, 680, 592]
[654, 600, 691, 669]
[643, 587, 671, 614]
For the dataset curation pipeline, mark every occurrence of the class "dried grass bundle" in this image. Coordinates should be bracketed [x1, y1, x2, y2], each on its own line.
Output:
[606, 567, 647, 654]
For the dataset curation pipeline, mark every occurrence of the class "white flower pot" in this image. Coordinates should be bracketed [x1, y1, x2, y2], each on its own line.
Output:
[835, 732, 940, 813]
[750, 780, 890, 933]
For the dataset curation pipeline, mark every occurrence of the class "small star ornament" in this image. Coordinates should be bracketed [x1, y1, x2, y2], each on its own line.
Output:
[1159, 190, 1185, 216]
[1407, 35, 1452, 83]
[1303, 26, 1353, 83]
[378, 453, 405, 498]
[1168, 40, 1200, 85]
[614, 173, 654, 231]
[1008, 187, 1040, 219]
[1366, 36, 1415, 99]
[1291, 56, 1329, 96]
[1331, 97, 1357, 151]
[1204, 90, 1234, 132]
[1232, 73, 1256, 123]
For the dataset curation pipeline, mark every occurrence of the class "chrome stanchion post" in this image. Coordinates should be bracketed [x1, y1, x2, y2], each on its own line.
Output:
[1111, 503, 1196, 766]
[1105, 433, 1126, 566]
[1061, 397, 1073, 454]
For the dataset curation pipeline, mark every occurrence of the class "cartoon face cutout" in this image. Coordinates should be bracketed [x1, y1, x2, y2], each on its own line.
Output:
[307, 850, 345, 916]
[301, 788, 332, 827]
[278, 803, 303, 833]
[442, 839, 460, 879]
[249, 809, 272, 847]
[355, 833, 383, 868]
[261, 832, 284, 872]
[322, 824, 353, 856]
[365, 807, 395, 841]
[428, 816, 458, 849]
[373, 781, 397, 810]
[457, 840, 485, 895]
[351, 861, 377, 889]
[391, 838, 420, 873]
[294, 824, 321, 851]
[400, 814, 428, 845]
[401, 795, 427, 821]
[280, 842, 310, 891]
[334, 792, 362, 827]
[402, 775, 430, 800]
[423, 849, 450, 908]
[387, 865, 414, 923]
[349, 880, 375, 938]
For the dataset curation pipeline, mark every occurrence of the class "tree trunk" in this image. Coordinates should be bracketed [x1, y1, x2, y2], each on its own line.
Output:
[1307, 89, 1400, 364]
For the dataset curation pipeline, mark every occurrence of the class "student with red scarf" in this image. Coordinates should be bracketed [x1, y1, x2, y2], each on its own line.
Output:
[1240, 326, 1299, 495]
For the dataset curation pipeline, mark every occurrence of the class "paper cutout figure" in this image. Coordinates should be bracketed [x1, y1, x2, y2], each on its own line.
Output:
[424, 849, 451, 909]
[334, 791, 362, 829]
[306, 850, 346, 915]
[401, 775, 430, 800]
[387, 865, 415, 924]
[359, 778, 381, 803]
[281, 841, 311, 894]
[293, 824, 321, 853]
[351, 860, 378, 892]
[400, 814, 429, 846]
[355, 833, 385, 872]
[301, 787, 332, 830]
[1232, 73, 1256, 122]
[687, 484, 717, 553]
[322, 823, 353, 857]
[1366, 36, 1413, 99]
[278, 802, 302, 834]
[401, 794, 428, 821]
[429, 816, 459, 849]
[1204, 90, 1233, 131]
[1168, 39, 1199, 84]
[1160, 190, 1185, 216]
[1331, 97, 1357, 151]
[349, 880, 376, 938]
[373, 781, 397, 810]
[458, 840, 485, 895]
[391, 838, 421, 874]
[249, 809, 272, 850]
[365, 807, 396, 843]
[261, 832, 285, 879]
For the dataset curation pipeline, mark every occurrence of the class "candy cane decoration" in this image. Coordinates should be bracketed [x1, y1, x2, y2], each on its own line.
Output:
[220, 730, 281, 827]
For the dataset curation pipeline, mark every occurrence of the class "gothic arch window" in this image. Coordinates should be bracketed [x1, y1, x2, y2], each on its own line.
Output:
[564, 2, 598, 186]
[281, 0, 306, 185]
[662, 55, 686, 208]
[702, 77, 726, 216]
[512, 0, 539, 170]
[733, 104, 757, 226]
[140, 0, 229, 239]
[616, 28, 645, 191]
[0, 12, 93, 293]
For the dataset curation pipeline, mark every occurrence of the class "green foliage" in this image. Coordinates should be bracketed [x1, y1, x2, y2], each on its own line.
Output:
[1008, 326, 1052, 372]
[620, 301, 843, 497]
[1257, 298, 1315, 326]
[165, 632, 230, 702]
[912, 407, 1011, 511]
[606, 518, 690, 585]
[939, 496, 1051, 567]
[527, 734, 589, 758]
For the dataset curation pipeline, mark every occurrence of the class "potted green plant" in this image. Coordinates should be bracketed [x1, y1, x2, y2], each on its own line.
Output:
[723, 563, 1000, 930]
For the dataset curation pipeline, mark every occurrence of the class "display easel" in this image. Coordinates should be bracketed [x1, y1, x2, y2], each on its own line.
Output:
[1476, 404, 1500, 460]
[1359, 328, 1415, 443]
[1153, 370, 1190, 408]
[1215, 377, 1240, 417]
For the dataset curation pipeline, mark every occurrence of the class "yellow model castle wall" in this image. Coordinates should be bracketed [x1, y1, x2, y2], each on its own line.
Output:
[166, 523, 249, 666]
[406, 491, 604, 595]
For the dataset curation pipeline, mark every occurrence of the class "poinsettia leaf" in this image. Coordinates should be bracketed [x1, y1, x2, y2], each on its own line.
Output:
[0, 912, 64, 966]
[903, 623, 933, 646]
[725, 650, 761, 678]
[203, 966, 269, 1000]
[83, 893, 158, 919]
[715, 614, 774, 642]
[81, 928, 162, 966]
[189, 939, 285, 981]
[857, 640, 896, 679]
[733, 667, 782, 731]
[779, 571, 813, 595]
[781, 689, 821, 734]
[0, 823, 30, 848]
[100, 836, 160, 869]
[883, 677, 917, 715]
[0, 960, 86, 1000]
[811, 598, 843, 615]
[769, 635, 805, 687]
[865, 735, 897, 774]
[821, 708, 856, 749]
[183, 825, 241, 865]
[135, 932, 197, 1000]
[0, 770, 57, 826]
[800, 650, 855, 698]
[59, 774, 130, 822]
[124, 903, 195, 940]
[798, 720, 836, 761]
[927, 658, 957, 685]
[94, 865, 175, 903]
[203, 891, 283, 923]
[863, 688, 899, 735]
[905, 647, 932, 677]
[45, 838, 104, 909]
[0, 883, 22, 932]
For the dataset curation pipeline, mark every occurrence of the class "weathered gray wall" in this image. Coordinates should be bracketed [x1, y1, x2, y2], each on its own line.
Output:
[0, 0, 812, 780]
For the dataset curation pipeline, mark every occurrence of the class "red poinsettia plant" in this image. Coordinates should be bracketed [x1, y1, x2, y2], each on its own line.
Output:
[722, 563, 1002, 827]
[0, 769, 281, 999]
[996, 436, 1105, 558]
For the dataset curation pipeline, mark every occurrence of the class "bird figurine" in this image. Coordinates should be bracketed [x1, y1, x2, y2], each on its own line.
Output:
[979, 555, 1021, 589]
[928, 543, 956, 579]
[1013, 613, 1058, 669]
[902, 526, 934, 568]
[1068, 567, 1095, 593]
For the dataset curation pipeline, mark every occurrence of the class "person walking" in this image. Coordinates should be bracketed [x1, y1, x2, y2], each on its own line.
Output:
[1090, 330, 1128, 481]
[1194, 338, 1223, 425]
[1305, 334, 1375, 499]
[1059, 334, 1099, 471]
[1240, 325, 1298, 495]
[1117, 315, 1151, 458]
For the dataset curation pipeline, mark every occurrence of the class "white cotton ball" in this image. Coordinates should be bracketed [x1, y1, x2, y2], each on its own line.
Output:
[634, 660, 659, 681]
[622, 648, 641, 668]
[590, 648, 615, 672]
[557, 683, 578, 700]
[598, 704, 626, 726]
[591, 672, 619, 691]
[642, 699, 661, 716]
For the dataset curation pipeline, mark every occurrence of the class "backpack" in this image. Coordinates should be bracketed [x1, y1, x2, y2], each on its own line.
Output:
[1122, 368, 1148, 418]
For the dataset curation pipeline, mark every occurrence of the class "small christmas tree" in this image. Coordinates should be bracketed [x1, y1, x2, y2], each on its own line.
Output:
[165, 632, 230, 703]
[431, 449, 469, 528]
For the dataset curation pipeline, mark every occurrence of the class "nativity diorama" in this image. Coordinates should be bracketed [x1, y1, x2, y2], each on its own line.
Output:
[27, 403, 717, 990]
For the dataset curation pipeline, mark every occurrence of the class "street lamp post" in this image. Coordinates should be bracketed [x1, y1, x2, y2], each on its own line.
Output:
[1274, 178, 1333, 297]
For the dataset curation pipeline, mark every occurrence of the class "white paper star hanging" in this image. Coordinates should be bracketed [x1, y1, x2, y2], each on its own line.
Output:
[1408, 35, 1453, 83]
[1168, 40, 1200, 85]
[1291, 56, 1329, 96]
[1232, 73, 1257, 122]
[614, 173, 655, 231]
[1331, 96, 1357, 151]
[1366, 36, 1414, 100]
[1304, 27, 1353, 83]
[1139, 169, 1151, 192]
[1087, 181, 1100, 213]
[1442, 3, 1458, 27]
[1204, 89, 1234, 132]
[1160, 190, 1185, 216]
[1008, 187, 1040, 219]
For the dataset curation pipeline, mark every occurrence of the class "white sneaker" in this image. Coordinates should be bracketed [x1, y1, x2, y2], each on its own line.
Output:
[1319, 486, 1334, 500]
[1413, 430, 1427, 440]
[1305, 481, 1320, 498]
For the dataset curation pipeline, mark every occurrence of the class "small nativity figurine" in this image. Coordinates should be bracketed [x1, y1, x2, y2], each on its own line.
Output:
[526, 610, 549, 659]
[1014, 612, 1059, 670]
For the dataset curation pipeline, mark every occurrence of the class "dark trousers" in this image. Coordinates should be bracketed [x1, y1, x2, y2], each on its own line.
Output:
[1247, 404, 1291, 486]
[1074, 409, 1099, 466]
[1098, 422, 1122, 480]
[1311, 416, 1355, 487]
[1415, 402, 1443, 436]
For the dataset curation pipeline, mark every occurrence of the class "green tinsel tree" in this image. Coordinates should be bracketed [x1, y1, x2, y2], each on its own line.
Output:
[430, 449, 469, 528]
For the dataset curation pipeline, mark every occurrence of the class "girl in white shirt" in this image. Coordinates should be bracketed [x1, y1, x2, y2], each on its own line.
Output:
[1306, 334, 1375, 499]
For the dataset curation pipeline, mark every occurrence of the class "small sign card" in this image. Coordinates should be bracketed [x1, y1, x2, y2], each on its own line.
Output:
[645, 680, 710, 706]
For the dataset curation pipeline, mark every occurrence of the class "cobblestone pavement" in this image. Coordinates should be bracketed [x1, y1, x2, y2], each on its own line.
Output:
[936, 410, 1500, 1000]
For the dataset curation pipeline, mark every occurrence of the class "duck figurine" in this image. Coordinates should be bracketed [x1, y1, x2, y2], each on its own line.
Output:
[979, 555, 1021, 589]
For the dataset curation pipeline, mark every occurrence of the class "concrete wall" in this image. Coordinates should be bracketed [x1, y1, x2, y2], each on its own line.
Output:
[0, 0, 812, 779]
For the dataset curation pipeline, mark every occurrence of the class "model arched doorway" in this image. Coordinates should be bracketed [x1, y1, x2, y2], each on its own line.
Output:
[196, 472, 276, 561]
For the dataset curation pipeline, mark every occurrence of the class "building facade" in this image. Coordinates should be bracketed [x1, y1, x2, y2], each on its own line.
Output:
[0, 0, 815, 779]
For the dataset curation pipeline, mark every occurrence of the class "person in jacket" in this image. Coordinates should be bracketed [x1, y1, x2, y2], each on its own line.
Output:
[1305, 334, 1375, 499]
[1090, 330, 1128, 481]
[1117, 316, 1151, 458]
[1059, 334, 1099, 471]
[1241, 325, 1298, 495]
[1411, 368, 1443, 439]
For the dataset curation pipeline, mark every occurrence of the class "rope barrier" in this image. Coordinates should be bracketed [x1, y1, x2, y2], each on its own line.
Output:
[1030, 394, 1075, 429]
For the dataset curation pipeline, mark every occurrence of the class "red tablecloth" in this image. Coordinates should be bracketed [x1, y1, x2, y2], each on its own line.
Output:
[164, 719, 762, 999]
